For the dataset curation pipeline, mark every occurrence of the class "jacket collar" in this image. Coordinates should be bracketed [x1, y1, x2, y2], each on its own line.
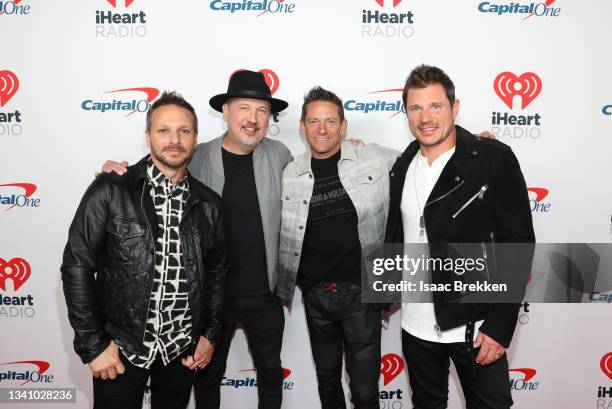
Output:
[295, 141, 357, 176]
[209, 132, 268, 177]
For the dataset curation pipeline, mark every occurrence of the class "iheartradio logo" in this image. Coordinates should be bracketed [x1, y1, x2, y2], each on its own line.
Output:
[380, 353, 404, 385]
[601, 353, 612, 381]
[0, 70, 19, 107]
[106, 0, 135, 7]
[493, 72, 542, 109]
[0, 257, 31, 291]
[374, 0, 402, 7]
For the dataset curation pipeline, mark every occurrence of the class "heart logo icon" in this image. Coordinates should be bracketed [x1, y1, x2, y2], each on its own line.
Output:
[601, 353, 612, 381]
[258, 69, 279, 95]
[374, 0, 402, 7]
[0, 257, 31, 292]
[107, 0, 135, 7]
[0, 70, 19, 107]
[380, 353, 404, 385]
[493, 72, 542, 110]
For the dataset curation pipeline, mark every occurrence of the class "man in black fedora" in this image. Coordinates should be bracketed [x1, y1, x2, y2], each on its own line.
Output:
[101, 70, 291, 409]
[190, 69, 290, 409]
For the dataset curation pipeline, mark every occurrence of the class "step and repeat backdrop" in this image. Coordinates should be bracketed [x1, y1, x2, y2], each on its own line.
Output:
[1, 0, 612, 408]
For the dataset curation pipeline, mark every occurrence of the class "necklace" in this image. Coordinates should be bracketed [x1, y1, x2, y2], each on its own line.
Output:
[412, 157, 426, 242]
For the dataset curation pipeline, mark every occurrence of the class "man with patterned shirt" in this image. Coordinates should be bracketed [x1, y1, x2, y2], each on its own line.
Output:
[61, 91, 227, 409]
[100, 70, 291, 409]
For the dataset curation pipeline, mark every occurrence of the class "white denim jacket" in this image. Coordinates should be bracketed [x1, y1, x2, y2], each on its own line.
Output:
[276, 141, 399, 301]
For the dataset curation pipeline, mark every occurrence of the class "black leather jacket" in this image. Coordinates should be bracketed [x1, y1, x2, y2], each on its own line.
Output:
[61, 156, 227, 364]
[385, 126, 535, 347]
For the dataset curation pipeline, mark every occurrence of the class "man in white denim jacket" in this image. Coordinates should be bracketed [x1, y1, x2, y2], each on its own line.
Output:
[276, 86, 398, 409]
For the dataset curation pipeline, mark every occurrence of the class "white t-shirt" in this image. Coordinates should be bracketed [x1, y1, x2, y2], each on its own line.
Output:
[400, 147, 483, 343]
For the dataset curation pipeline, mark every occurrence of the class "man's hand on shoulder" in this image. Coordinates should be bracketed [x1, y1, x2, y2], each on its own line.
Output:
[346, 138, 365, 147]
[88, 340, 126, 380]
[477, 131, 496, 140]
[95, 160, 129, 177]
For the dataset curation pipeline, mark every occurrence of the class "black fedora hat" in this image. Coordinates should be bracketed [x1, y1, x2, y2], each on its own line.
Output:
[209, 70, 289, 114]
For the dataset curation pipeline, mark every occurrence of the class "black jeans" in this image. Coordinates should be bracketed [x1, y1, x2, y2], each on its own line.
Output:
[93, 351, 193, 409]
[304, 282, 381, 409]
[402, 330, 513, 409]
[193, 293, 285, 409]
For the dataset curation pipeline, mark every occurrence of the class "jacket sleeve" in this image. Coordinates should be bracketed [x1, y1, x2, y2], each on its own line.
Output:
[369, 143, 401, 171]
[201, 202, 228, 345]
[60, 177, 112, 364]
[479, 148, 535, 348]
[279, 143, 293, 169]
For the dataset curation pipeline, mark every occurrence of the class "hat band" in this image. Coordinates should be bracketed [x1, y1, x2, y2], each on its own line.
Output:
[225, 89, 273, 101]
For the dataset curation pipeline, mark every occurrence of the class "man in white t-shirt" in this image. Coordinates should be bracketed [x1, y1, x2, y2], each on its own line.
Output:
[384, 65, 535, 409]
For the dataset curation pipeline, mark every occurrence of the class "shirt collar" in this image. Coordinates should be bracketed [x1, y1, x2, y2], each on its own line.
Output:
[416, 146, 456, 172]
[146, 157, 189, 194]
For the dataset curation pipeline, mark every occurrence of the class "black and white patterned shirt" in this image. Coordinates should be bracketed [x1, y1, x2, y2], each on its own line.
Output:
[123, 158, 193, 368]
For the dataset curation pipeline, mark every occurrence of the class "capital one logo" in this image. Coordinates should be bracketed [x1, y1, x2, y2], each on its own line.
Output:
[509, 368, 539, 391]
[0, 183, 39, 211]
[528, 187, 551, 213]
[373, 0, 402, 7]
[380, 353, 404, 385]
[0, 0, 30, 16]
[81, 87, 159, 117]
[0, 70, 19, 107]
[344, 87, 404, 119]
[528, 187, 548, 203]
[602, 353, 612, 381]
[222, 367, 294, 390]
[0, 258, 31, 291]
[494, 72, 542, 109]
[0, 361, 51, 386]
[106, 0, 135, 7]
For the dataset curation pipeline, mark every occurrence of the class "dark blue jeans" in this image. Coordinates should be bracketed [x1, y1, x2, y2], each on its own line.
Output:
[193, 293, 285, 409]
[304, 282, 381, 409]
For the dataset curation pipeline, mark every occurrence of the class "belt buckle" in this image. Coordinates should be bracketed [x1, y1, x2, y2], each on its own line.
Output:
[323, 282, 338, 292]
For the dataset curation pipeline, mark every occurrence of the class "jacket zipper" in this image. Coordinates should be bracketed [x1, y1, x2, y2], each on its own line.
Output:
[481, 242, 490, 281]
[452, 185, 488, 219]
[425, 180, 465, 211]
[489, 231, 497, 280]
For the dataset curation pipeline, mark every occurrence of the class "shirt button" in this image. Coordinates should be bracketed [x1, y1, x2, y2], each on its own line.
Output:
[309, 174, 313, 179]
[294, 252, 299, 256]
[299, 226, 304, 230]
[368, 176, 373, 181]
[302, 200, 308, 204]
[454, 176, 460, 182]
[472, 150, 478, 155]
[285, 196, 289, 200]
[390, 172, 395, 177]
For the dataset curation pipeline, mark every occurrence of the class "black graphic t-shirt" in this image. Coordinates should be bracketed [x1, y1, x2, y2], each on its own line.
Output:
[298, 150, 362, 291]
